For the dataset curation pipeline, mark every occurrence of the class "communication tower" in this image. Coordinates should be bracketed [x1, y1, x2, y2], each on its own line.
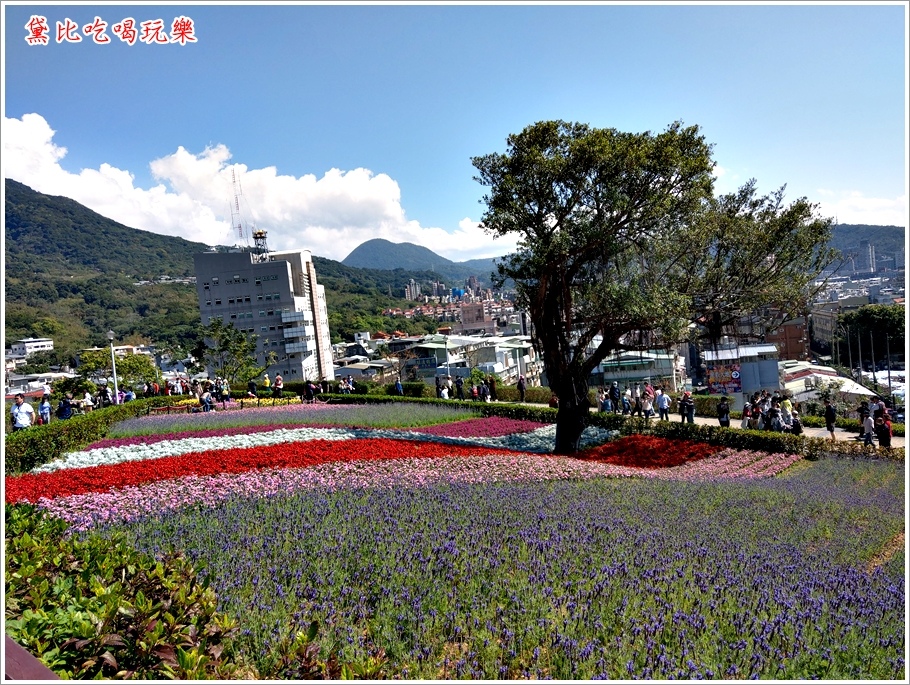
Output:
[230, 167, 247, 244]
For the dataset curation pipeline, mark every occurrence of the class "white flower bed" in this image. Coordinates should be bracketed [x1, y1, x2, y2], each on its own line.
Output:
[32, 424, 619, 474]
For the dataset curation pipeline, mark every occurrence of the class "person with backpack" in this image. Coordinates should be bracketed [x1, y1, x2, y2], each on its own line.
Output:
[56, 393, 74, 421]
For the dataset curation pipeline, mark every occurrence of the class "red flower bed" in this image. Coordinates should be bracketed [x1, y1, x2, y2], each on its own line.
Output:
[5, 439, 528, 504]
[578, 435, 722, 469]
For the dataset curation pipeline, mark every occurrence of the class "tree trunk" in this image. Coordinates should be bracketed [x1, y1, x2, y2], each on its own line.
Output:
[553, 383, 590, 455]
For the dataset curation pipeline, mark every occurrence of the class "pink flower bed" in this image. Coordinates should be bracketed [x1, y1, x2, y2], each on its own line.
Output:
[410, 417, 546, 438]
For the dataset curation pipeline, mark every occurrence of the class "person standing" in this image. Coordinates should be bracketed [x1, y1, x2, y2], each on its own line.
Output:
[641, 394, 653, 421]
[862, 411, 875, 446]
[517, 375, 526, 403]
[38, 395, 52, 426]
[656, 390, 671, 421]
[10, 393, 35, 431]
[395, 376, 404, 396]
[875, 414, 893, 448]
[609, 382, 621, 414]
[247, 379, 258, 397]
[273, 374, 284, 398]
[789, 411, 803, 435]
[488, 376, 497, 402]
[435, 376, 442, 398]
[679, 391, 695, 424]
[455, 375, 465, 401]
[717, 396, 731, 428]
[262, 373, 271, 395]
[823, 399, 837, 442]
[632, 383, 642, 417]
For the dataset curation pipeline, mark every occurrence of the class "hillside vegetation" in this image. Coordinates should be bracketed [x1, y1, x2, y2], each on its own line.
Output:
[4, 180, 443, 353]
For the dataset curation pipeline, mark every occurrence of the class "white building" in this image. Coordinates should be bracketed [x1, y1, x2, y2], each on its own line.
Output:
[10, 338, 54, 357]
[193, 242, 334, 382]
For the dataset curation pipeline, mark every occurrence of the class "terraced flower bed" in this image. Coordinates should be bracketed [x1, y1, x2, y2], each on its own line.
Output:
[5, 403, 905, 680]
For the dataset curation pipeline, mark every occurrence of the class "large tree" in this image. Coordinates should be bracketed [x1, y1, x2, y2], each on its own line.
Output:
[473, 120, 835, 454]
[196, 318, 273, 386]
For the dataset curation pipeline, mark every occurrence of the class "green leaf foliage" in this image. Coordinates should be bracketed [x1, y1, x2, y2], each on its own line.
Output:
[472, 120, 837, 454]
[4, 503, 254, 680]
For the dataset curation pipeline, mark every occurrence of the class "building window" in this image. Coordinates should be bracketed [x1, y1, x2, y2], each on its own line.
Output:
[255, 278, 261, 286]
[258, 295, 263, 301]
[214, 299, 222, 305]
[273, 292, 281, 300]
[269, 326, 276, 331]
[265, 294, 271, 301]
[259, 310, 266, 317]
[212, 277, 219, 285]
[244, 297, 251, 303]
[261, 326, 268, 332]
[205, 300, 211, 306]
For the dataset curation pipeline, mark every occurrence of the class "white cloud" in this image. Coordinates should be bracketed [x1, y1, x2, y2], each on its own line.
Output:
[815, 190, 909, 228]
[2, 113, 516, 262]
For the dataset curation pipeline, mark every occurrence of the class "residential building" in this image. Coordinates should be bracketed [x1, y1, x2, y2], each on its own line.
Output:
[593, 350, 684, 392]
[763, 317, 809, 361]
[193, 242, 334, 382]
[10, 338, 54, 357]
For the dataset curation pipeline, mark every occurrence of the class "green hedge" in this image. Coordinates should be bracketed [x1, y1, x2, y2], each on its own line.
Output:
[4, 398, 175, 476]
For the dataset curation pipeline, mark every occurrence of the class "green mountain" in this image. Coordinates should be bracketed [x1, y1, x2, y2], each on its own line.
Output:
[830, 224, 904, 261]
[3, 180, 442, 352]
[342, 238, 500, 286]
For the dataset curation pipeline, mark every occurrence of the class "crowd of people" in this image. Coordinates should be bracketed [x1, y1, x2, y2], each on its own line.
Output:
[9, 373, 899, 447]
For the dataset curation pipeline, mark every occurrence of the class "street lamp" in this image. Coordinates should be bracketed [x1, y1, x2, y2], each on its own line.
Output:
[107, 330, 120, 405]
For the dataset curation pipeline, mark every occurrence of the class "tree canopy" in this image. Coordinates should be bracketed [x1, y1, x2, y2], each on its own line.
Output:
[196, 318, 273, 386]
[473, 120, 836, 454]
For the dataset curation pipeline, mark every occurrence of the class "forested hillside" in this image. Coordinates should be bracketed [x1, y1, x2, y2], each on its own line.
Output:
[4, 180, 439, 356]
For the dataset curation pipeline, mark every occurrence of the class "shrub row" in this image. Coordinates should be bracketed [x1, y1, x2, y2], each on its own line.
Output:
[4, 398, 175, 476]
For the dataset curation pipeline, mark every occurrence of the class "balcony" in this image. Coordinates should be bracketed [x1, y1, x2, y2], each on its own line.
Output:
[281, 310, 313, 324]
[283, 325, 315, 339]
[285, 341, 315, 354]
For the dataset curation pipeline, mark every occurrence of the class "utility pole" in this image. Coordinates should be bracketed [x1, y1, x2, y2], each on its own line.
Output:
[886, 334, 892, 405]
[869, 332, 877, 393]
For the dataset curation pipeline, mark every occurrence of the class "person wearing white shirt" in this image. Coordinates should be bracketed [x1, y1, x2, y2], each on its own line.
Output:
[10, 394, 35, 431]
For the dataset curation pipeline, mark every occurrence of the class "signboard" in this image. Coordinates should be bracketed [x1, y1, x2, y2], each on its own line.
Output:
[707, 363, 741, 394]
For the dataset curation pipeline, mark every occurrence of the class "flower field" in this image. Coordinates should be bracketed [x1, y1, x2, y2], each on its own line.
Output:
[5, 403, 906, 679]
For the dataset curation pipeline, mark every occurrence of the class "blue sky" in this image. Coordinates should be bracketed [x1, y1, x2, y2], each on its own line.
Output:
[3, 2, 907, 262]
